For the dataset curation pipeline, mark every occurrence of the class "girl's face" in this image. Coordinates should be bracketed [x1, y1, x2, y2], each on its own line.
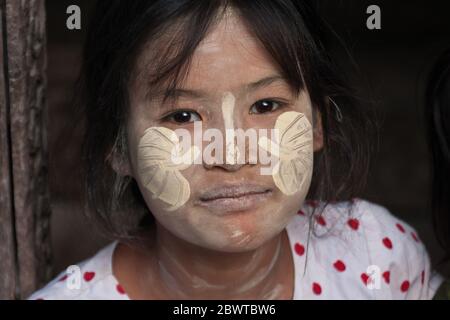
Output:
[124, 11, 319, 252]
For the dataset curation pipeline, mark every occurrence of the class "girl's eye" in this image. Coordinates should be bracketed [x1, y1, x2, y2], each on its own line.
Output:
[164, 110, 201, 123]
[249, 100, 284, 114]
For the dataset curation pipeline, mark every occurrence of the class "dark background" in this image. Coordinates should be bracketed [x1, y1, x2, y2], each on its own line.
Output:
[46, 0, 450, 277]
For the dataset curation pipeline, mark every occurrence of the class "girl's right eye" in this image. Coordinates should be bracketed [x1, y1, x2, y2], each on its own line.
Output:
[163, 110, 201, 124]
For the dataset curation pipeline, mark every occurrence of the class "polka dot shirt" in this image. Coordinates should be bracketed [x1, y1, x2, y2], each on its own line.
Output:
[28, 199, 444, 300]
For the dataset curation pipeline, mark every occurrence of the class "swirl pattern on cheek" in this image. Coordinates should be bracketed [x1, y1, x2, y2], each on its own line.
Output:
[137, 127, 199, 211]
[258, 111, 314, 195]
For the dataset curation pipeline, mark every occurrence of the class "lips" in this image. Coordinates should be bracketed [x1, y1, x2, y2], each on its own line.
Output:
[196, 183, 273, 214]
[199, 183, 272, 200]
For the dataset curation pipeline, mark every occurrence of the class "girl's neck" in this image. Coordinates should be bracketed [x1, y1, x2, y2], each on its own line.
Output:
[126, 221, 294, 299]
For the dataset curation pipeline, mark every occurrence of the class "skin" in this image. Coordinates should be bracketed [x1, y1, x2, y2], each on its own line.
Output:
[259, 111, 314, 195]
[137, 126, 199, 211]
[111, 8, 323, 299]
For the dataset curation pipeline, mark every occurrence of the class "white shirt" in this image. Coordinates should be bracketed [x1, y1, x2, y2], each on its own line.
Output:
[28, 199, 444, 300]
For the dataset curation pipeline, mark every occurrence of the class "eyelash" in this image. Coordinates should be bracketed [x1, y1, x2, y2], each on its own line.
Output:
[249, 99, 288, 115]
[161, 108, 201, 124]
[161, 99, 288, 124]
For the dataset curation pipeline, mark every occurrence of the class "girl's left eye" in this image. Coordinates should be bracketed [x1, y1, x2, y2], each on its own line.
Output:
[249, 100, 284, 114]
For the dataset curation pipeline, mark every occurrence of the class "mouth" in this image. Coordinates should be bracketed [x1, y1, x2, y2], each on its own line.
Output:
[196, 183, 273, 214]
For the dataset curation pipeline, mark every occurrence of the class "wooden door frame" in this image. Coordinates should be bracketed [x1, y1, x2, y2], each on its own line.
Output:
[0, 0, 51, 300]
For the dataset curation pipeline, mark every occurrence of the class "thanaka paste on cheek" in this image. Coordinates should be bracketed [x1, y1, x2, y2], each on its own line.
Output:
[137, 126, 200, 211]
[258, 111, 313, 196]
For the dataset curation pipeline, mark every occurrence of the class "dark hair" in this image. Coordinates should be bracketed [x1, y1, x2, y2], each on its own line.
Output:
[78, 0, 374, 240]
[426, 48, 450, 262]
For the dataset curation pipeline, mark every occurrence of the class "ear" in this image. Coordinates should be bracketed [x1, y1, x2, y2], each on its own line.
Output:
[107, 148, 132, 177]
[312, 108, 324, 152]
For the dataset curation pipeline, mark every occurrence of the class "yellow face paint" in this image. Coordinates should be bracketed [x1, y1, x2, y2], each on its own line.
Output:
[137, 126, 199, 211]
[221, 91, 240, 164]
[258, 111, 313, 195]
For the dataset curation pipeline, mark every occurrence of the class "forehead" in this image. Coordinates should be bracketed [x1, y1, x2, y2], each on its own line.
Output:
[130, 7, 288, 100]
[179, 10, 281, 92]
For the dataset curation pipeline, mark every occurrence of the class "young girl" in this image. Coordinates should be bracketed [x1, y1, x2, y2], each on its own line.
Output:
[30, 0, 443, 299]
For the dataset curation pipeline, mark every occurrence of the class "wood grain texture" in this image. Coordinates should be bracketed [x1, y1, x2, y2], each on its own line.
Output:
[0, 3, 16, 300]
[0, 0, 51, 299]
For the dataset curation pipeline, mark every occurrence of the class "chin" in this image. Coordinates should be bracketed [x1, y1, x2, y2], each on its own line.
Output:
[192, 219, 287, 253]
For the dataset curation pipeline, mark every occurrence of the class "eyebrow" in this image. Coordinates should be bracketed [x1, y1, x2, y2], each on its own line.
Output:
[158, 75, 288, 104]
[245, 75, 287, 92]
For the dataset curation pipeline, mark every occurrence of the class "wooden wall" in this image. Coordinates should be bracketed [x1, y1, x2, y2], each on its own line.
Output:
[0, 0, 51, 300]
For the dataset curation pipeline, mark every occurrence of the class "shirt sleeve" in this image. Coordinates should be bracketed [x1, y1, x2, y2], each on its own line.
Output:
[358, 200, 444, 299]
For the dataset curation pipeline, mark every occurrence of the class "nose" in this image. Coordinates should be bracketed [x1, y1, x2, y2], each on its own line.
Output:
[204, 161, 244, 172]
[202, 92, 250, 172]
[202, 132, 247, 171]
